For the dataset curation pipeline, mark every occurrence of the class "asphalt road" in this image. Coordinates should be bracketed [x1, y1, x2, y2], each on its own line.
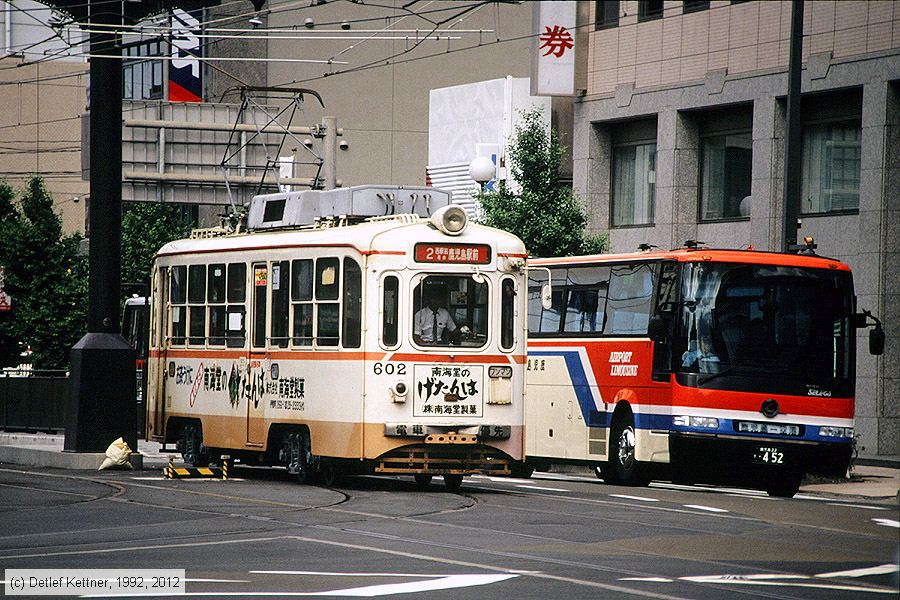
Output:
[0, 465, 897, 599]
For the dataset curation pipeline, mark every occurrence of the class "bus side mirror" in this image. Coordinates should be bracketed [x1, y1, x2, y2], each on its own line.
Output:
[541, 284, 553, 310]
[648, 315, 669, 342]
[869, 325, 885, 356]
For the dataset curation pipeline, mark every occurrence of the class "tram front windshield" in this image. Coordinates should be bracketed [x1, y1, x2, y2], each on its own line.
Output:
[675, 263, 854, 395]
[413, 275, 488, 348]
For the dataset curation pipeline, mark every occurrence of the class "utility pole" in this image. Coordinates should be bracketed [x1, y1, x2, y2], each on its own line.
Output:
[64, 1, 136, 453]
[782, 0, 804, 252]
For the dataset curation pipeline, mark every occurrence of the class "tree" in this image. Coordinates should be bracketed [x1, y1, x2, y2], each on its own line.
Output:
[121, 202, 194, 298]
[0, 177, 87, 369]
[476, 107, 606, 258]
[0, 181, 21, 368]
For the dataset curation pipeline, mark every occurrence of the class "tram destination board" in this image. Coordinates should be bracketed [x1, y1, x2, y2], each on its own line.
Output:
[414, 243, 491, 264]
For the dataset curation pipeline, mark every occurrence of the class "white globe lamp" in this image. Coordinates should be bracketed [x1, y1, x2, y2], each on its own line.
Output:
[468, 156, 495, 184]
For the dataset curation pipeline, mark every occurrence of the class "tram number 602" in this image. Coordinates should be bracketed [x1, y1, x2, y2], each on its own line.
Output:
[373, 363, 406, 375]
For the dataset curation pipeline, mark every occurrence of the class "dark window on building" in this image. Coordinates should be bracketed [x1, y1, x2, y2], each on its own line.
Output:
[612, 142, 656, 227]
[596, 1, 619, 29]
[801, 121, 860, 214]
[122, 40, 164, 100]
[683, 1, 709, 14]
[638, 0, 664, 22]
[700, 132, 752, 221]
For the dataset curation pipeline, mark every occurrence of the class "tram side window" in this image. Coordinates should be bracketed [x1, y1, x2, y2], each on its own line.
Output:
[291, 259, 313, 346]
[382, 276, 399, 347]
[606, 264, 656, 335]
[208, 263, 226, 346]
[563, 266, 611, 334]
[270, 260, 289, 348]
[188, 265, 207, 346]
[226, 263, 246, 348]
[169, 265, 187, 346]
[342, 258, 362, 349]
[500, 279, 516, 350]
[316, 258, 340, 346]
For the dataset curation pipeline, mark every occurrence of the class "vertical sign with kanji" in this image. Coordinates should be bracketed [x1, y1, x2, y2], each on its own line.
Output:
[0, 267, 10, 312]
[531, 1, 576, 96]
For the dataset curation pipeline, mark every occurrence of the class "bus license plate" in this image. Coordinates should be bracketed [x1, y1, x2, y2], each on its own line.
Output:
[752, 446, 785, 465]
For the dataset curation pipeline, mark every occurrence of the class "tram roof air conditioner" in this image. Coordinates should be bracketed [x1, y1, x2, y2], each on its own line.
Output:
[246, 185, 453, 230]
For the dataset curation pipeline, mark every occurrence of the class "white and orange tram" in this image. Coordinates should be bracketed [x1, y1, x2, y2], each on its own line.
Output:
[145, 186, 528, 488]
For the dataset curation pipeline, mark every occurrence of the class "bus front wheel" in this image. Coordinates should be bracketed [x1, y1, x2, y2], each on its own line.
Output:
[765, 470, 803, 498]
[606, 414, 650, 487]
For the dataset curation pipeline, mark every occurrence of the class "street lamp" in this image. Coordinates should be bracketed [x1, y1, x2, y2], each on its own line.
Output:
[468, 156, 495, 190]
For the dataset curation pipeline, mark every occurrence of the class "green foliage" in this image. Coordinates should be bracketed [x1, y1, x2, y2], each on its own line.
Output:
[476, 107, 606, 258]
[0, 177, 87, 369]
[121, 201, 194, 295]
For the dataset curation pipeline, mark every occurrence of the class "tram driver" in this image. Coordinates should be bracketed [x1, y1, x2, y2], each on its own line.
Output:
[414, 288, 458, 345]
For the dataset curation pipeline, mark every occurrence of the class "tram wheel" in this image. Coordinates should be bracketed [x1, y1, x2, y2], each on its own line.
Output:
[508, 463, 534, 479]
[180, 424, 210, 467]
[319, 462, 337, 487]
[442, 474, 464, 491]
[414, 474, 433, 489]
[606, 413, 650, 487]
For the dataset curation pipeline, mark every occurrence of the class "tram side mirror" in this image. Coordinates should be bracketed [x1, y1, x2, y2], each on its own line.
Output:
[541, 284, 553, 311]
[869, 325, 885, 356]
[648, 315, 669, 342]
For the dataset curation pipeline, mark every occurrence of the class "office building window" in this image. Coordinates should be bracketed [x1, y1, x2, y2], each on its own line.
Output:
[596, 1, 619, 29]
[700, 132, 752, 220]
[123, 40, 164, 100]
[612, 143, 656, 227]
[683, 1, 710, 14]
[638, 0, 664, 22]
[801, 122, 860, 214]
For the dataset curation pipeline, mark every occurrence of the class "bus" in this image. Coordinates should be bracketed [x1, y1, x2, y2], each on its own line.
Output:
[523, 244, 884, 497]
[144, 185, 528, 489]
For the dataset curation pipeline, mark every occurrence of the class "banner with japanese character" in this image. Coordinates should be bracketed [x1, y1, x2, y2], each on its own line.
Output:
[531, 1, 576, 96]
[413, 364, 484, 417]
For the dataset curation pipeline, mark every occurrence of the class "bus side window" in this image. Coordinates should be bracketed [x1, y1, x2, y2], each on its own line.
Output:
[316, 257, 340, 346]
[291, 259, 313, 347]
[563, 266, 610, 334]
[342, 258, 362, 348]
[527, 268, 566, 334]
[226, 263, 246, 348]
[208, 263, 226, 346]
[382, 275, 399, 347]
[169, 265, 186, 346]
[606, 264, 656, 335]
[270, 260, 289, 348]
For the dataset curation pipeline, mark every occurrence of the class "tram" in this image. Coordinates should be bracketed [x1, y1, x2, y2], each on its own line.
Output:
[144, 186, 528, 489]
[523, 244, 884, 497]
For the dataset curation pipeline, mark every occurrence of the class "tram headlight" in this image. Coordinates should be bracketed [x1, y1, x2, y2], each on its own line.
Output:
[673, 415, 719, 429]
[390, 381, 408, 403]
[430, 205, 468, 236]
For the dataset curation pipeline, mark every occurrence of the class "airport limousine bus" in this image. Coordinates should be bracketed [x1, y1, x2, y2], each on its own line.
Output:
[145, 186, 528, 489]
[523, 244, 884, 497]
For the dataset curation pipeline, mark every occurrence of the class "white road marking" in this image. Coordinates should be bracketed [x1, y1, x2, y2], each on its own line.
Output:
[250, 571, 454, 578]
[515, 485, 568, 492]
[872, 518, 900, 529]
[610, 494, 659, 502]
[676, 577, 896, 594]
[80, 574, 519, 597]
[683, 504, 728, 513]
[620, 577, 673, 582]
[816, 564, 899, 579]
[826, 503, 889, 510]
[185, 579, 252, 583]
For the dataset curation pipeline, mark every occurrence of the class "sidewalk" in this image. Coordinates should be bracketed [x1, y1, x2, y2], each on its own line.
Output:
[0, 432, 897, 501]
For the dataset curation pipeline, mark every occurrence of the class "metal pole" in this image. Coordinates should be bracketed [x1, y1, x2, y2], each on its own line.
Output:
[322, 116, 337, 190]
[65, 0, 136, 453]
[782, 0, 804, 252]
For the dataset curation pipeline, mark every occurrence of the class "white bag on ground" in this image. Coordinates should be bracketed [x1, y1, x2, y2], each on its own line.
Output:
[98, 437, 133, 470]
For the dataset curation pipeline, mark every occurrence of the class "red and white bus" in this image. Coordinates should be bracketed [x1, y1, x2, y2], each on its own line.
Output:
[145, 186, 528, 489]
[524, 245, 883, 496]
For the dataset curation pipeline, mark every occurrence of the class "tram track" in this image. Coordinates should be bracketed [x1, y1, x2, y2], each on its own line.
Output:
[1, 467, 895, 599]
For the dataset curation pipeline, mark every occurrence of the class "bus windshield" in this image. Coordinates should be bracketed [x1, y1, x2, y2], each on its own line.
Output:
[675, 262, 854, 395]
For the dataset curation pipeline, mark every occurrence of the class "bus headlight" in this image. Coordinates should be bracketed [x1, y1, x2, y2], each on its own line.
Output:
[673, 415, 719, 429]
[430, 205, 468, 236]
[819, 426, 853, 438]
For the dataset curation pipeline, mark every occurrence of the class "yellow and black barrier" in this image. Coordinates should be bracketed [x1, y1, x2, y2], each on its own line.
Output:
[164, 455, 232, 480]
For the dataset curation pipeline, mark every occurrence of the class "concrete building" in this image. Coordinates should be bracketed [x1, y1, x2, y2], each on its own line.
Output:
[573, 0, 899, 458]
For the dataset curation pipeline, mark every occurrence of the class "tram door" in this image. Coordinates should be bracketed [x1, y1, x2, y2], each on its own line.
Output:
[247, 262, 268, 446]
[152, 267, 169, 438]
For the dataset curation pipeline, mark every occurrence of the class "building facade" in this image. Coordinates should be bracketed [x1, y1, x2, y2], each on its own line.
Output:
[574, 0, 899, 458]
